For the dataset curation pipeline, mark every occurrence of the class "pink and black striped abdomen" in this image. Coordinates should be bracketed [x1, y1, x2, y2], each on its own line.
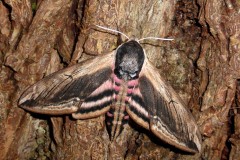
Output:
[106, 74, 150, 140]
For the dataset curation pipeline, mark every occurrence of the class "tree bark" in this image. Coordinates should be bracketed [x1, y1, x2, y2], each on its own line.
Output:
[0, 0, 240, 159]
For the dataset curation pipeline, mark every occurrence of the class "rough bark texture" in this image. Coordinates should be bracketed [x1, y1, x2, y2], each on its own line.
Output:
[0, 0, 240, 159]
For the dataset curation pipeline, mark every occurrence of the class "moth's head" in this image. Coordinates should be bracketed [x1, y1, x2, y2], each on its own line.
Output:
[114, 40, 145, 80]
[95, 25, 173, 81]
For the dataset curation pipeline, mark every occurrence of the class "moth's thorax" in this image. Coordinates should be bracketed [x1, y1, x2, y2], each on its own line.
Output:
[114, 40, 145, 81]
[106, 74, 138, 140]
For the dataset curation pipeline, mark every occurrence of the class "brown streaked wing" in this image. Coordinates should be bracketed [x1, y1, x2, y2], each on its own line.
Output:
[138, 59, 202, 153]
[19, 52, 115, 115]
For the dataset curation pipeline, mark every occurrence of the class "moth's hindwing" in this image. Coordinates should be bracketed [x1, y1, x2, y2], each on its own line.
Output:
[126, 85, 150, 130]
[127, 58, 202, 153]
[72, 79, 114, 119]
[19, 52, 115, 115]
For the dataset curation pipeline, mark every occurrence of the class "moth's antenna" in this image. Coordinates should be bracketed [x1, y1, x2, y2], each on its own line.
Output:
[95, 25, 129, 40]
[138, 37, 174, 42]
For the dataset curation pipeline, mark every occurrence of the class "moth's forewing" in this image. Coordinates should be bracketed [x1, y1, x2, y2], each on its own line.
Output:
[132, 59, 202, 153]
[19, 52, 115, 115]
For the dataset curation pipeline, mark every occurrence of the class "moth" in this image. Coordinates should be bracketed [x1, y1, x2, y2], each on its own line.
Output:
[19, 26, 202, 153]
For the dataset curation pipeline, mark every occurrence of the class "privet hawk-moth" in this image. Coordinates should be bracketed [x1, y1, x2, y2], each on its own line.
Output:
[19, 33, 202, 153]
